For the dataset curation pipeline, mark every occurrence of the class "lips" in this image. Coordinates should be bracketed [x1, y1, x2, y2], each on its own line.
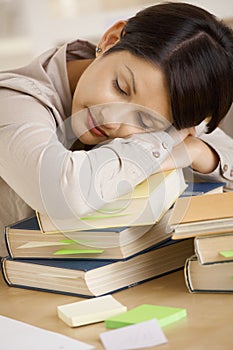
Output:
[87, 109, 107, 137]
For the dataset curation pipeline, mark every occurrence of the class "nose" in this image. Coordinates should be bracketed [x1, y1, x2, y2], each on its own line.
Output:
[100, 106, 124, 134]
[95, 103, 143, 138]
[102, 121, 125, 139]
[103, 122, 121, 130]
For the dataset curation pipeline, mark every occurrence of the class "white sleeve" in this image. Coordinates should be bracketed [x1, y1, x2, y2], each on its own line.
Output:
[0, 93, 174, 220]
[193, 122, 233, 191]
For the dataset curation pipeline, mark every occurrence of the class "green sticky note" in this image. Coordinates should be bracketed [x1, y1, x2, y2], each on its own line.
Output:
[105, 304, 187, 329]
[219, 250, 233, 258]
[54, 249, 104, 255]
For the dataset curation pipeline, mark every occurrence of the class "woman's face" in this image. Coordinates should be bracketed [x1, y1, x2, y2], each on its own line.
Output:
[71, 50, 172, 145]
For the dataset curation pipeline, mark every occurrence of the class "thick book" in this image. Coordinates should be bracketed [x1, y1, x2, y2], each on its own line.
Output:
[184, 255, 233, 293]
[194, 233, 233, 265]
[168, 192, 233, 239]
[1, 239, 194, 298]
[5, 211, 172, 260]
[37, 169, 186, 233]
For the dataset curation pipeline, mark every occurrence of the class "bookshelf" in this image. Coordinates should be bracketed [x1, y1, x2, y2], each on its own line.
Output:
[0, 269, 232, 349]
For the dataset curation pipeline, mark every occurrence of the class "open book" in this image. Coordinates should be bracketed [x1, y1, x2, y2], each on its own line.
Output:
[37, 169, 186, 234]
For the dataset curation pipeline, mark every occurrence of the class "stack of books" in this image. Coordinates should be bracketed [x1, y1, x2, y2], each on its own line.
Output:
[1, 168, 195, 297]
[168, 191, 233, 293]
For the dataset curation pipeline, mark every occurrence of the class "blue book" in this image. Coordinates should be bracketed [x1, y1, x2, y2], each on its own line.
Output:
[5, 211, 172, 260]
[1, 238, 194, 298]
[182, 181, 225, 197]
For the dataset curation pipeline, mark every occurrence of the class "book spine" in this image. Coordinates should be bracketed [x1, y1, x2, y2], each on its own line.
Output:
[4, 227, 13, 258]
[1, 257, 12, 286]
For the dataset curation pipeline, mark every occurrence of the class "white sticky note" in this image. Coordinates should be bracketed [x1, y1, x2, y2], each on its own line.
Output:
[100, 319, 168, 350]
[57, 295, 127, 327]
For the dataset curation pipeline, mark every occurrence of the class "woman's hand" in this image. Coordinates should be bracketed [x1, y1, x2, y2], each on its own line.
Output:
[161, 135, 220, 174]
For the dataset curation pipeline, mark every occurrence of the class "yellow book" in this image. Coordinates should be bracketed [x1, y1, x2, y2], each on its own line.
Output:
[168, 192, 233, 239]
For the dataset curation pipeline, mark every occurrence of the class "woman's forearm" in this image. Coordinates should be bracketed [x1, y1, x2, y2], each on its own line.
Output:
[161, 136, 220, 174]
[185, 136, 220, 173]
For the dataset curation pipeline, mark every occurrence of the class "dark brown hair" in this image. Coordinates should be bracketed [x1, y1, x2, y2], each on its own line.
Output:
[106, 2, 233, 132]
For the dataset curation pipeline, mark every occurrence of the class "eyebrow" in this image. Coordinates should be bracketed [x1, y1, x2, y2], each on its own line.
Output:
[125, 65, 137, 94]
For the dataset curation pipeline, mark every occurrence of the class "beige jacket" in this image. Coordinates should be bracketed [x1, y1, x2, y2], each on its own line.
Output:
[0, 39, 232, 255]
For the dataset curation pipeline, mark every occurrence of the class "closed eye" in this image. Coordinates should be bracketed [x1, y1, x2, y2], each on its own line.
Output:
[137, 111, 170, 131]
[137, 112, 154, 130]
[112, 78, 128, 96]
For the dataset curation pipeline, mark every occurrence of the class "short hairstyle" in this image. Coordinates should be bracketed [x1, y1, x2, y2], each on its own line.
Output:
[106, 2, 233, 133]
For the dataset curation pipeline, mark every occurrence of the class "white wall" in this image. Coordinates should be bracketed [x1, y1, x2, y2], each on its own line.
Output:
[179, 0, 233, 19]
[0, 0, 232, 69]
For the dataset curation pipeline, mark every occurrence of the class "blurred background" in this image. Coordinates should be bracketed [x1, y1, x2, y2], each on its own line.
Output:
[0, 0, 233, 70]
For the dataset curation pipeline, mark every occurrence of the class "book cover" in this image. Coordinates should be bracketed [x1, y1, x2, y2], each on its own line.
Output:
[184, 255, 233, 293]
[168, 192, 233, 239]
[194, 233, 233, 265]
[37, 169, 186, 233]
[5, 210, 172, 260]
[1, 238, 194, 298]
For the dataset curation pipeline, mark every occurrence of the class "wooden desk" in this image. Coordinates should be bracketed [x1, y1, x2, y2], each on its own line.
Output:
[0, 269, 232, 349]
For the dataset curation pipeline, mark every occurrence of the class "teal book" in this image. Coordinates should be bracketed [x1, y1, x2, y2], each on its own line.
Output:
[105, 304, 187, 329]
[1, 238, 194, 298]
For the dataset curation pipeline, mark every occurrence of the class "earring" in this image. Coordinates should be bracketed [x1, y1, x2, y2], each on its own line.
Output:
[95, 47, 102, 54]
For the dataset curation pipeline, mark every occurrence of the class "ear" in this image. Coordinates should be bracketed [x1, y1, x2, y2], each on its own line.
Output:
[96, 20, 126, 56]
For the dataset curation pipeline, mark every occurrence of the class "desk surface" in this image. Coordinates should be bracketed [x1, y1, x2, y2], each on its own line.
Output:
[0, 268, 232, 350]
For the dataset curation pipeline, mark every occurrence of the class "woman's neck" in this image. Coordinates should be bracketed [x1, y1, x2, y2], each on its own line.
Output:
[66, 58, 94, 95]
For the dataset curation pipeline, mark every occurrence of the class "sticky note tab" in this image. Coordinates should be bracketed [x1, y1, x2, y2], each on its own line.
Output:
[54, 249, 104, 255]
[57, 295, 127, 327]
[18, 241, 71, 249]
[219, 250, 233, 258]
[100, 319, 167, 350]
[105, 304, 187, 329]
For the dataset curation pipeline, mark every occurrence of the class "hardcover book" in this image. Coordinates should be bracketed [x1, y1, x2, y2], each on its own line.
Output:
[1, 238, 194, 298]
[168, 192, 233, 239]
[184, 255, 233, 293]
[194, 233, 233, 265]
[5, 211, 172, 260]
